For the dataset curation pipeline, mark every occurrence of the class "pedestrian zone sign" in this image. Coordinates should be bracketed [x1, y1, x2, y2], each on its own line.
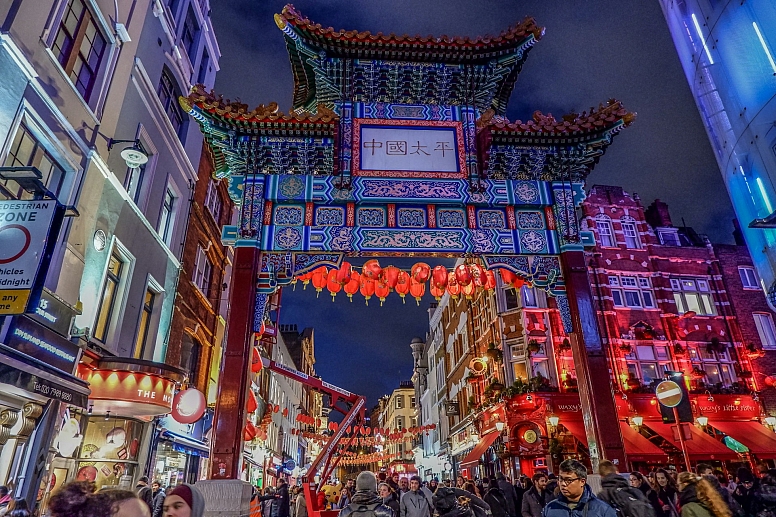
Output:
[0, 200, 57, 314]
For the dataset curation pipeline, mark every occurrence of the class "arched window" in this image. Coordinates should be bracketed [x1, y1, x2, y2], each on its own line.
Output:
[594, 215, 615, 247]
[157, 67, 187, 141]
[620, 215, 641, 249]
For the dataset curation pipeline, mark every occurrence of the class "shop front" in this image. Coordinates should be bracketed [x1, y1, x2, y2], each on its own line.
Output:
[449, 425, 477, 480]
[460, 404, 511, 480]
[0, 288, 89, 502]
[150, 411, 212, 487]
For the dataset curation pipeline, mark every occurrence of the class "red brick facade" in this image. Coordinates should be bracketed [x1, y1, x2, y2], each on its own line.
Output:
[166, 145, 234, 393]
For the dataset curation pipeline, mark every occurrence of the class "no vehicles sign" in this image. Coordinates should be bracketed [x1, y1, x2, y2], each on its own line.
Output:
[0, 200, 57, 314]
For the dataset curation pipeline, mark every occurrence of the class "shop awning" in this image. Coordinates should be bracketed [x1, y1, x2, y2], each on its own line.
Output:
[644, 421, 738, 460]
[708, 420, 776, 459]
[161, 430, 210, 457]
[459, 431, 500, 469]
[619, 422, 668, 461]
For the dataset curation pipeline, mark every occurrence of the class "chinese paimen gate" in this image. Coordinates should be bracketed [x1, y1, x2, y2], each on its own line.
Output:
[182, 5, 636, 479]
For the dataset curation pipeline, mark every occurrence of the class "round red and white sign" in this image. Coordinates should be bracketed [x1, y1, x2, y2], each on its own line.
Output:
[0, 224, 31, 264]
[656, 380, 683, 407]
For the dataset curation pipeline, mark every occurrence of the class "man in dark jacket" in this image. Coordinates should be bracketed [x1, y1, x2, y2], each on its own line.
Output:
[340, 471, 394, 517]
[277, 478, 290, 517]
[151, 481, 166, 517]
[483, 478, 509, 517]
[522, 473, 552, 517]
[596, 461, 653, 517]
[496, 473, 519, 517]
[541, 460, 616, 517]
[135, 476, 154, 513]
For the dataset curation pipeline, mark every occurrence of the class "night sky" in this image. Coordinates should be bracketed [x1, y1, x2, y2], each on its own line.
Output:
[210, 0, 735, 406]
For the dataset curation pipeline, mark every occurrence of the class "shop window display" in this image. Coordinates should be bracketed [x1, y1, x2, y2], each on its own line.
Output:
[74, 417, 144, 488]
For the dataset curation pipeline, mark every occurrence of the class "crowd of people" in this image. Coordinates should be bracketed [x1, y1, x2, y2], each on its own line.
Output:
[2, 461, 773, 517]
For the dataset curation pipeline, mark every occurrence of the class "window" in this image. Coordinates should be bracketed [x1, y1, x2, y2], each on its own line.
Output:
[158, 69, 186, 139]
[609, 276, 655, 309]
[197, 48, 210, 84]
[658, 229, 681, 246]
[624, 291, 642, 307]
[395, 416, 404, 429]
[672, 278, 715, 315]
[94, 252, 124, 342]
[2, 124, 66, 199]
[612, 290, 624, 307]
[124, 162, 146, 204]
[608, 276, 620, 286]
[410, 396, 416, 408]
[51, 0, 107, 101]
[753, 313, 776, 349]
[133, 289, 156, 358]
[595, 216, 615, 247]
[181, 7, 199, 57]
[621, 218, 641, 249]
[158, 188, 176, 246]
[504, 287, 519, 310]
[739, 267, 759, 289]
[621, 277, 638, 287]
[395, 395, 404, 409]
[193, 245, 212, 296]
[204, 180, 222, 223]
[521, 286, 539, 308]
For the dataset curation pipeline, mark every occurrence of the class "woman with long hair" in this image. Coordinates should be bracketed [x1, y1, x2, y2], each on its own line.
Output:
[676, 472, 731, 517]
[655, 469, 679, 517]
[631, 472, 661, 515]
[462, 482, 481, 499]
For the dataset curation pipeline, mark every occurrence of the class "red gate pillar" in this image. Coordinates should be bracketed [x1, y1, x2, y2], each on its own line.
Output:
[560, 249, 626, 471]
[210, 246, 261, 479]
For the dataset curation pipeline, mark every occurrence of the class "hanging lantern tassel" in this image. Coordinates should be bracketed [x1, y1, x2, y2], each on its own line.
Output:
[311, 267, 328, 298]
[344, 271, 360, 302]
[360, 277, 375, 306]
[326, 269, 342, 301]
[375, 280, 390, 306]
[410, 277, 425, 306]
[498, 267, 517, 286]
[395, 271, 410, 304]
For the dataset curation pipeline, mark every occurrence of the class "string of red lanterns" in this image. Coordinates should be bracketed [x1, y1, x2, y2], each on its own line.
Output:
[294, 261, 527, 305]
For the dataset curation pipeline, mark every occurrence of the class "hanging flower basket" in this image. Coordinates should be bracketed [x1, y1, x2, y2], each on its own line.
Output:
[690, 367, 706, 380]
[672, 343, 687, 357]
[745, 343, 765, 359]
[527, 340, 542, 354]
[485, 343, 503, 362]
[706, 337, 726, 355]
[489, 381, 506, 395]
[558, 338, 572, 353]
[619, 343, 633, 354]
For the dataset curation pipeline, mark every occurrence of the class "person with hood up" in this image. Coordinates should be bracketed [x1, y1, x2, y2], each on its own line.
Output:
[675, 473, 731, 517]
[495, 473, 520, 517]
[596, 460, 654, 517]
[483, 477, 509, 517]
[401, 475, 432, 517]
[339, 472, 393, 517]
[432, 486, 490, 517]
[541, 460, 616, 517]
[752, 469, 776, 517]
[163, 483, 206, 517]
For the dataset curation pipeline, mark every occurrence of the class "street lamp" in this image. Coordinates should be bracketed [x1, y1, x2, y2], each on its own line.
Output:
[696, 416, 708, 427]
[108, 138, 149, 168]
[495, 421, 505, 432]
[764, 416, 776, 429]
[631, 415, 643, 428]
[548, 415, 560, 428]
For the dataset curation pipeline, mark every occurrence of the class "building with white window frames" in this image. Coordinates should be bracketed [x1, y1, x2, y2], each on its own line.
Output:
[0, 0, 220, 500]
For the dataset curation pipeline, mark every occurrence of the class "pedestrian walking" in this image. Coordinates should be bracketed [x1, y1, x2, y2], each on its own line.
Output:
[515, 476, 529, 515]
[339, 471, 393, 517]
[483, 477, 509, 517]
[151, 480, 166, 517]
[379, 482, 400, 516]
[277, 478, 291, 517]
[751, 469, 776, 517]
[596, 460, 654, 517]
[463, 482, 482, 499]
[522, 473, 553, 517]
[137, 476, 155, 513]
[49, 481, 150, 517]
[654, 469, 679, 517]
[5, 499, 30, 517]
[295, 488, 308, 517]
[401, 476, 432, 517]
[163, 483, 206, 517]
[731, 467, 756, 517]
[676, 473, 731, 517]
[541, 459, 617, 517]
[495, 473, 519, 517]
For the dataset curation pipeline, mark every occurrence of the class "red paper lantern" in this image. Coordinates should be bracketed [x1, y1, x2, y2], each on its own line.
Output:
[344, 271, 361, 302]
[336, 262, 353, 285]
[484, 270, 497, 290]
[432, 265, 448, 289]
[430, 284, 445, 301]
[411, 262, 431, 283]
[375, 280, 390, 306]
[244, 421, 258, 441]
[362, 259, 382, 280]
[409, 278, 425, 305]
[447, 271, 461, 299]
[498, 268, 517, 286]
[256, 320, 266, 336]
[470, 263, 487, 288]
[251, 347, 263, 373]
[455, 264, 472, 286]
[360, 277, 375, 305]
[282, 407, 288, 417]
[171, 388, 206, 424]
[246, 390, 258, 413]
[382, 265, 400, 290]
[462, 281, 476, 299]
[311, 267, 328, 297]
[395, 271, 411, 303]
[297, 271, 313, 289]
[326, 269, 342, 301]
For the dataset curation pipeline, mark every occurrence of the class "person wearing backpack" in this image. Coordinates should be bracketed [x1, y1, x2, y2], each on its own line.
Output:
[340, 472, 394, 517]
[596, 461, 655, 517]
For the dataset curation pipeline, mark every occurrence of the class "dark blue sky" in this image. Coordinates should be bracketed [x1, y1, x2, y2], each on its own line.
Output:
[210, 0, 732, 406]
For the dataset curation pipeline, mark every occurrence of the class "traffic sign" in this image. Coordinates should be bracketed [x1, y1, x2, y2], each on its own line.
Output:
[656, 380, 683, 407]
[0, 200, 57, 314]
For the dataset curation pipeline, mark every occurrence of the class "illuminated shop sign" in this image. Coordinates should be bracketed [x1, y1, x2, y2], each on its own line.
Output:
[79, 366, 176, 417]
[6, 314, 80, 373]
